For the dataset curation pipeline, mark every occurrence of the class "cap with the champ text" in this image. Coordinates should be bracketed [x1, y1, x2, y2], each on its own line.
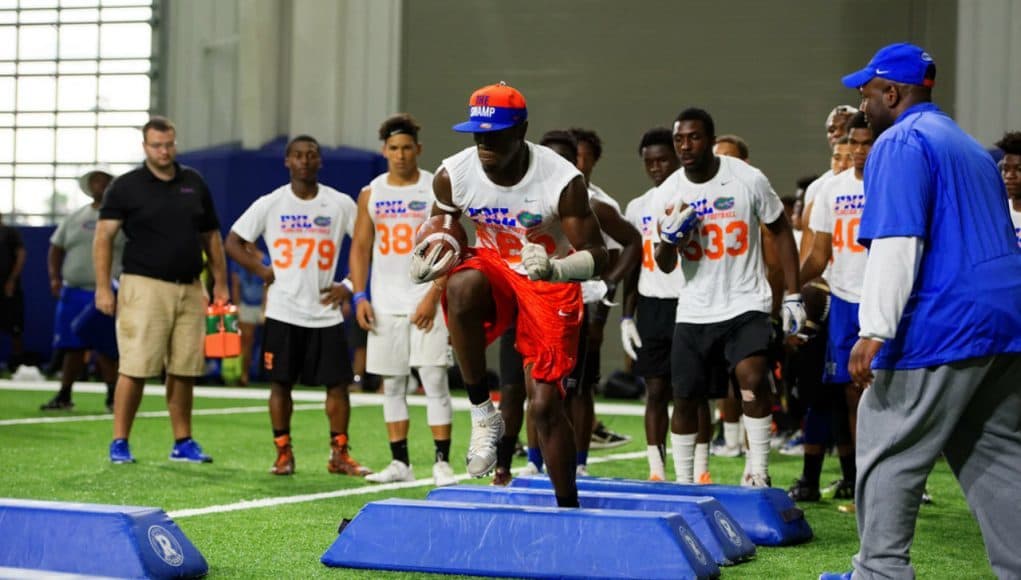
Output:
[841, 42, 935, 89]
[452, 82, 527, 133]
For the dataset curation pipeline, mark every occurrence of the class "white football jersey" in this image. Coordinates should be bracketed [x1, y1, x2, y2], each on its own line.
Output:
[624, 186, 682, 299]
[1010, 205, 1021, 249]
[366, 170, 435, 314]
[231, 183, 356, 328]
[809, 170, 867, 303]
[442, 141, 582, 275]
[655, 156, 784, 324]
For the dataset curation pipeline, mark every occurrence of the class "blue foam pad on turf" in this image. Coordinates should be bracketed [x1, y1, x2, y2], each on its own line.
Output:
[0, 498, 208, 579]
[427, 485, 755, 566]
[321, 498, 720, 579]
[510, 475, 812, 546]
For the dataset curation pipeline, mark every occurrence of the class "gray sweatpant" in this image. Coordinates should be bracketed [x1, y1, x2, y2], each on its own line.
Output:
[852, 354, 1021, 579]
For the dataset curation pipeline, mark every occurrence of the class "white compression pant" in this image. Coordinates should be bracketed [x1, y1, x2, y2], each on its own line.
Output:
[381, 366, 452, 426]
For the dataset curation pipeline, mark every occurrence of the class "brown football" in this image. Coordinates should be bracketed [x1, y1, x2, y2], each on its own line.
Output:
[801, 277, 831, 337]
[414, 214, 468, 264]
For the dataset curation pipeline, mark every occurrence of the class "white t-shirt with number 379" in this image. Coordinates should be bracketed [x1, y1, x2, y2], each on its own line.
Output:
[654, 155, 784, 324]
[231, 183, 357, 328]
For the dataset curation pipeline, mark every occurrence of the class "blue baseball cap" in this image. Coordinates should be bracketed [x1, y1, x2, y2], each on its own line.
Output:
[841, 42, 936, 89]
[452, 82, 528, 133]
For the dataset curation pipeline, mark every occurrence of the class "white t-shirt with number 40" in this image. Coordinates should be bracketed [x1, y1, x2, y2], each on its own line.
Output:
[625, 186, 682, 299]
[231, 183, 356, 328]
[808, 169, 867, 303]
[653, 155, 784, 324]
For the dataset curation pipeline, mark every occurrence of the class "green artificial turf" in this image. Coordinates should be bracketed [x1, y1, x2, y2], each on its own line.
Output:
[0, 387, 994, 579]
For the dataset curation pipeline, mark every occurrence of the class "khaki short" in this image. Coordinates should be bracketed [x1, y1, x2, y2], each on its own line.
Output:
[366, 311, 450, 376]
[116, 273, 206, 378]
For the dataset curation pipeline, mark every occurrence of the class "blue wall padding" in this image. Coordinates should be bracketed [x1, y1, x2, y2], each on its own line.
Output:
[176, 137, 386, 246]
[427, 485, 755, 566]
[321, 498, 720, 579]
[510, 475, 813, 546]
[0, 226, 57, 364]
[0, 499, 208, 579]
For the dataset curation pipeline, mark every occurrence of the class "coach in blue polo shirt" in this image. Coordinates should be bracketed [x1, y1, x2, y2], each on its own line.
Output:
[820, 44, 1021, 580]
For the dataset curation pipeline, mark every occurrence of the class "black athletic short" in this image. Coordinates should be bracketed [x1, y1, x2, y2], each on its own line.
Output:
[670, 310, 772, 399]
[794, 323, 829, 408]
[634, 295, 677, 379]
[262, 318, 352, 387]
[345, 317, 367, 349]
[498, 325, 525, 386]
[0, 289, 24, 335]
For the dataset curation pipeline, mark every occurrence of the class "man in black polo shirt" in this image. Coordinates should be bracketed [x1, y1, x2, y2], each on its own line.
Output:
[94, 116, 229, 465]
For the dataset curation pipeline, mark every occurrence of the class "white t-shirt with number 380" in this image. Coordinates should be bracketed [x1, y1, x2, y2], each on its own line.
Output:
[231, 184, 356, 328]
[653, 155, 784, 324]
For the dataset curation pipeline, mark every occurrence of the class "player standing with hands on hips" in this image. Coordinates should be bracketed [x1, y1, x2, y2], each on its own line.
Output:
[411, 82, 608, 508]
[226, 135, 368, 477]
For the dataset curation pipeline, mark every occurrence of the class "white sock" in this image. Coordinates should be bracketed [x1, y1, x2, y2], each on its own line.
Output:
[743, 414, 772, 476]
[670, 432, 696, 483]
[723, 421, 740, 448]
[470, 400, 496, 421]
[647, 445, 665, 479]
[737, 416, 747, 449]
[694, 442, 710, 481]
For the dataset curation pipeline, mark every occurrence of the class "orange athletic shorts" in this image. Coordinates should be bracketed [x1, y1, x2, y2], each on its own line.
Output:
[442, 248, 583, 390]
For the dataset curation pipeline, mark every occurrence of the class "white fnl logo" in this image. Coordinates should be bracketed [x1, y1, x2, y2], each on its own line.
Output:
[148, 525, 185, 567]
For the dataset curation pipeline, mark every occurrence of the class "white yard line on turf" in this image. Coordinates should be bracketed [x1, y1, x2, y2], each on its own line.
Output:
[0, 404, 324, 426]
[167, 450, 648, 519]
[0, 379, 646, 417]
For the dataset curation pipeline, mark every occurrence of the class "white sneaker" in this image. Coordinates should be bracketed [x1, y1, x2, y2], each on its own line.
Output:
[520, 461, 541, 476]
[365, 460, 414, 483]
[711, 442, 744, 458]
[432, 461, 457, 487]
[742, 472, 772, 488]
[466, 403, 505, 477]
[576, 464, 590, 477]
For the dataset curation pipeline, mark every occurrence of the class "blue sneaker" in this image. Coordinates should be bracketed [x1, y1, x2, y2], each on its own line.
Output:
[169, 438, 213, 463]
[109, 439, 136, 464]
[819, 572, 853, 580]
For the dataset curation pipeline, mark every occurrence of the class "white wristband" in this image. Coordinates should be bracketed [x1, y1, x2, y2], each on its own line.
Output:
[433, 199, 458, 213]
[340, 278, 354, 292]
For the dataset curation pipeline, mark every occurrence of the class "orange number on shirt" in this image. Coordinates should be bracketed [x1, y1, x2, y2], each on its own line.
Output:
[846, 218, 864, 253]
[295, 237, 315, 268]
[376, 224, 390, 255]
[526, 232, 557, 255]
[681, 220, 749, 262]
[273, 238, 293, 268]
[317, 239, 336, 270]
[392, 223, 414, 255]
[642, 239, 656, 271]
[496, 231, 523, 263]
[726, 220, 749, 256]
[376, 223, 415, 256]
[833, 218, 865, 253]
[273, 237, 335, 270]
[701, 224, 725, 260]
